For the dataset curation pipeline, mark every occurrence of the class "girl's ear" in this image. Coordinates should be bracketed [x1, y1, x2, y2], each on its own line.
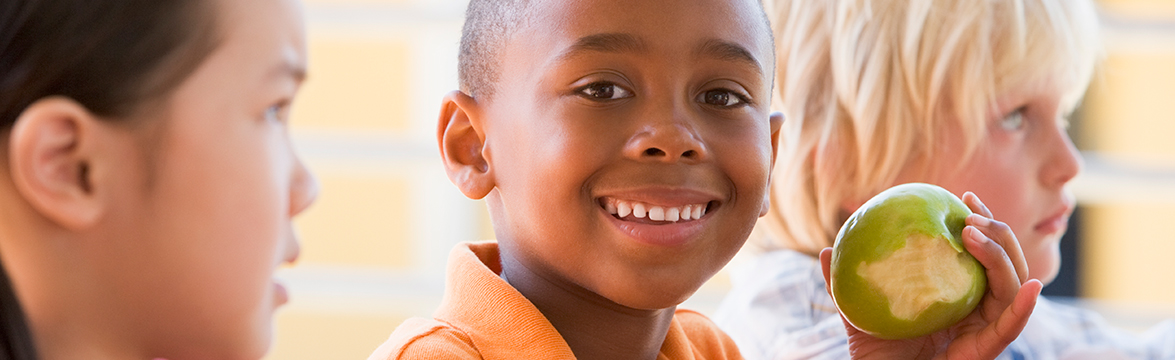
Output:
[8, 97, 105, 230]
[437, 90, 494, 199]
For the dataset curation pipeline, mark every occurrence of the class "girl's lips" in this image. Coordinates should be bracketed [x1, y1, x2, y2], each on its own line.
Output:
[284, 237, 302, 265]
[273, 281, 289, 306]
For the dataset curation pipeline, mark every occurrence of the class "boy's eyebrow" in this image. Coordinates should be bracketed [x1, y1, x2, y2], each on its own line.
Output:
[555, 33, 649, 62]
[695, 39, 763, 75]
[553, 34, 762, 77]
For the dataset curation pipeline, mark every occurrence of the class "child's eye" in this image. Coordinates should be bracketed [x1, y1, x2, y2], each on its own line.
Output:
[698, 89, 749, 108]
[577, 82, 633, 101]
[1000, 107, 1026, 131]
[265, 102, 290, 123]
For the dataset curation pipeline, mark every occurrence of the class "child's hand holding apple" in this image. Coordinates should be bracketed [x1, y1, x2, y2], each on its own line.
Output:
[820, 183, 1042, 359]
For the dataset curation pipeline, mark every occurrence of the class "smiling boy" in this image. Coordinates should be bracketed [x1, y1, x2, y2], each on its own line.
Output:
[368, 0, 779, 358]
[368, 0, 1036, 359]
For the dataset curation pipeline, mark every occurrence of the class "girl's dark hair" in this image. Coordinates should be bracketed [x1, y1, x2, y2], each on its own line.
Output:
[0, 1, 218, 358]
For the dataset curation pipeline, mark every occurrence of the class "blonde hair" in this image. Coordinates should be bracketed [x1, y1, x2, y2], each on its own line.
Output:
[758, 0, 1100, 256]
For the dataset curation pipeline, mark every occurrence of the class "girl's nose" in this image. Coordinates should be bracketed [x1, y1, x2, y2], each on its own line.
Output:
[289, 157, 319, 217]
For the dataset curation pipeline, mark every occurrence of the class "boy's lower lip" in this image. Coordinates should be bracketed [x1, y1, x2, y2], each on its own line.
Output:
[1034, 216, 1068, 235]
[601, 206, 709, 247]
[1034, 205, 1073, 235]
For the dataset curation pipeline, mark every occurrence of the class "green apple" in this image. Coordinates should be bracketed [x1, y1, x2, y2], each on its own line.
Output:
[830, 183, 987, 340]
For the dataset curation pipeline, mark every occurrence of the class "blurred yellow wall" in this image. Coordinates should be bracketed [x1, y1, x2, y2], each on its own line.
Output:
[1081, 1, 1175, 305]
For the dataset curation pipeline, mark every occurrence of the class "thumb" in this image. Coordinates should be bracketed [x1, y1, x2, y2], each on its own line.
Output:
[820, 247, 833, 297]
[977, 278, 1042, 356]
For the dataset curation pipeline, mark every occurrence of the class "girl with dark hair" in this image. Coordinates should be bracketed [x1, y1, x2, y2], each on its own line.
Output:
[0, 0, 317, 359]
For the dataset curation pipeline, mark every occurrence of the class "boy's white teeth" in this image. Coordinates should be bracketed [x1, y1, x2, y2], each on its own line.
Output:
[604, 198, 709, 223]
[648, 206, 665, 221]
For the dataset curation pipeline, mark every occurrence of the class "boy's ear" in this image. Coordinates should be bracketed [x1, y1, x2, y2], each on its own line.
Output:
[437, 90, 494, 199]
[761, 111, 785, 217]
[8, 97, 108, 230]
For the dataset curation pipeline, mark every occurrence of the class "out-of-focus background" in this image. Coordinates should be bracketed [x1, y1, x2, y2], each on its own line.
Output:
[267, 0, 1175, 358]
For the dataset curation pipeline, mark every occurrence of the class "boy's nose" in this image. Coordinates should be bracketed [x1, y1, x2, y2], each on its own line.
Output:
[1041, 120, 1083, 188]
[623, 122, 708, 164]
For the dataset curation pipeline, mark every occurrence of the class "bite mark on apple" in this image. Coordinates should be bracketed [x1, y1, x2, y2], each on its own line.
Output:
[857, 234, 974, 321]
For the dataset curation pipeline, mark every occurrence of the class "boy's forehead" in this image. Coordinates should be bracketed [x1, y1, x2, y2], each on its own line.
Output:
[518, 0, 773, 69]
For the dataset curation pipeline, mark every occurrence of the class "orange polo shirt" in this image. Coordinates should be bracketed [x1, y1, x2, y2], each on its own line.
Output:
[367, 241, 742, 360]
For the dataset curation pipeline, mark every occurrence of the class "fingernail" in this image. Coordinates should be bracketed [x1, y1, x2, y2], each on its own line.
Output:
[966, 226, 989, 243]
[974, 195, 991, 212]
[968, 213, 991, 227]
[1017, 279, 1043, 315]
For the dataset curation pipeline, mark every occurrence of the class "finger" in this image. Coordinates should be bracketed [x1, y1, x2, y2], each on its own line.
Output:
[964, 225, 1022, 317]
[974, 279, 1041, 357]
[967, 214, 1029, 284]
[820, 247, 833, 298]
[963, 191, 994, 218]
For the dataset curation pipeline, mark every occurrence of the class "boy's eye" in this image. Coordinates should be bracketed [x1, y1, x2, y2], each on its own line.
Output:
[578, 82, 633, 101]
[698, 89, 748, 108]
[1000, 107, 1026, 131]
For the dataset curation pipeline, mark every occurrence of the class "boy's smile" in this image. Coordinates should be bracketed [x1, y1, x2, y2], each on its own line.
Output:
[596, 176, 724, 247]
[449, 0, 781, 310]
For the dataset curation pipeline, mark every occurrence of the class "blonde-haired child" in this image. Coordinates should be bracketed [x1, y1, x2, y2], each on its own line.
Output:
[714, 0, 1175, 358]
[0, 0, 316, 359]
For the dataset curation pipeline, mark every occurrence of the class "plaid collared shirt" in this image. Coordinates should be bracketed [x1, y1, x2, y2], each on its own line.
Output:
[714, 249, 1175, 360]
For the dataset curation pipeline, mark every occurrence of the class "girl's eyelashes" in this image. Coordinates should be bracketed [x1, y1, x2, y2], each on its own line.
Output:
[698, 88, 751, 108]
[1000, 106, 1026, 131]
[577, 81, 634, 101]
[265, 100, 291, 123]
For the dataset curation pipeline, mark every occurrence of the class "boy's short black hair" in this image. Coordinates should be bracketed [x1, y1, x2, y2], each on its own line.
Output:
[459, 0, 774, 100]
[459, 0, 534, 100]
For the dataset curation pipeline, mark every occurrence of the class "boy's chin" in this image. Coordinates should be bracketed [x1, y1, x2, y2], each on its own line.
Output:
[1032, 258, 1061, 287]
[595, 279, 704, 311]
[1026, 243, 1063, 287]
